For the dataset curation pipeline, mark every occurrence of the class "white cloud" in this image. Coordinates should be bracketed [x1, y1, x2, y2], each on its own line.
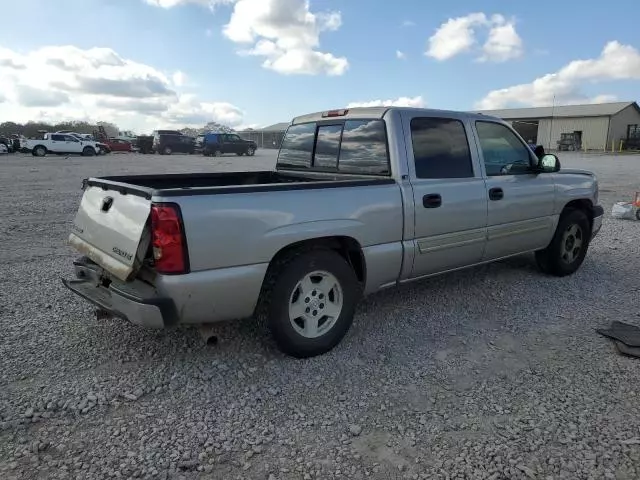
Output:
[0, 44, 245, 132]
[475, 41, 640, 109]
[172, 70, 187, 87]
[223, 0, 347, 75]
[146, 0, 347, 75]
[396, 50, 406, 60]
[347, 96, 425, 109]
[426, 12, 522, 63]
[590, 94, 618, 104]
[478, 15, 523, 63]
[144, 0, 233, 9]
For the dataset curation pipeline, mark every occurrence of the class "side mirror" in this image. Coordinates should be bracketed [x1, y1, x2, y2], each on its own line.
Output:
[539, 154, 560, 173]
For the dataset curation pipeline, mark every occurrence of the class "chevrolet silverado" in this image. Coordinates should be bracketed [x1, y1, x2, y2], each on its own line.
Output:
[62, 107, 603, 358]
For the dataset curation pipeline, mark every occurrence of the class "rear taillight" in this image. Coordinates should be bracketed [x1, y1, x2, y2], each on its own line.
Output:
[150, 203, 188, 274]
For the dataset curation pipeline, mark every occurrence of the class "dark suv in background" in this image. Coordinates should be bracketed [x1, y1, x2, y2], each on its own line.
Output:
[152, 130, 196, 155]
[200, 133, 257, 157]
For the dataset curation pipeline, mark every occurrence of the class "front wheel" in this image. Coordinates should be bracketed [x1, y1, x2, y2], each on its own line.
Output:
[246, 147, 256, 156]
[262, 249, 360, 358]
[82, 147, 96, 157]
[163, 146, 172, 155]
[535, 209, 591, 277]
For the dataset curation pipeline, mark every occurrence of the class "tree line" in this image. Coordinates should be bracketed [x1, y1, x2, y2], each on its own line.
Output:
[0, 120, 120, 139]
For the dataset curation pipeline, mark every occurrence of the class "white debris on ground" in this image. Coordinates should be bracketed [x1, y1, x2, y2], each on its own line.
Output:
[1, 151, 640, 480]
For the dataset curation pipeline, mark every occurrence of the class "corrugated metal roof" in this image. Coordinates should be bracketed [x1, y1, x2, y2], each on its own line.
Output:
[474, 101, 638, 120]
[260, 122, 290, 132]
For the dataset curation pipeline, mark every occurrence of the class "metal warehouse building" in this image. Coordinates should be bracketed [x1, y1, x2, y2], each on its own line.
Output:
[236, 122, 290, 149]
[476, 101, 640, 151]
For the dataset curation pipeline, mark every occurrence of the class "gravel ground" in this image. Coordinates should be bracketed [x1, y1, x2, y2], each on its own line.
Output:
[1, 150, 640, 480]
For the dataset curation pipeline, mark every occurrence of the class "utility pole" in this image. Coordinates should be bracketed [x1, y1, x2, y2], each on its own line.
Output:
[548, 95, 556, 151]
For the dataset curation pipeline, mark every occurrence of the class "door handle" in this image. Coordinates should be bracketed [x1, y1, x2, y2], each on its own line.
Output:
[423, 193, 442, 208]
[489, 187, 504, 201]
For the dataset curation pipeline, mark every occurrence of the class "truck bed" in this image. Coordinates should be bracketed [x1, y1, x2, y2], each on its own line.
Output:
[84, 170, 395, 199]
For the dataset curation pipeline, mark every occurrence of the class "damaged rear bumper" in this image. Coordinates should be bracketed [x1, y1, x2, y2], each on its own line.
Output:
[62, 257, 178, 329]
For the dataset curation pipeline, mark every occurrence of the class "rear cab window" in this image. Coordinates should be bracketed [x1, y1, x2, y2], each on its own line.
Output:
[277, 119, 390, 175]
[409, 117, 474, 179]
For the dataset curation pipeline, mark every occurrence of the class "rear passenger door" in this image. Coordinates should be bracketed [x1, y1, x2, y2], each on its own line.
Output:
[402, 114, 489, 278]
[472, 120, 556, 260]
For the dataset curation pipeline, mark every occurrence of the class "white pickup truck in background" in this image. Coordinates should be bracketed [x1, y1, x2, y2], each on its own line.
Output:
[24, 133, 101, 157]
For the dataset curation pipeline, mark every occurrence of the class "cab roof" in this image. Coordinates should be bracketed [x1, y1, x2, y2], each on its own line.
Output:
[291, 107, 502, 125]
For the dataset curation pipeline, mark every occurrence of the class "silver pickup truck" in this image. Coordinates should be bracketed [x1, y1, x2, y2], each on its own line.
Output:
[63, 107, 603, 358]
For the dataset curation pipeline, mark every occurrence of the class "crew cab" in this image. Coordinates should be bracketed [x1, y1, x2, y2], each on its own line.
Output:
[63, 107, 603, 358]
[25, 133, 101, 157]
[201, 132, 257, 157]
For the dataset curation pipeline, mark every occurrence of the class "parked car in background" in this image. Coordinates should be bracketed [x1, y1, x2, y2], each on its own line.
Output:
[153, 132, 195, 155]
[0, 143, 8, 155]
[134, 135, 154, 154]
[64, 106, 603, 358]
[202, 133, 257, 157]
[24, 133, 101, 157]
[105, 138, 133, 153]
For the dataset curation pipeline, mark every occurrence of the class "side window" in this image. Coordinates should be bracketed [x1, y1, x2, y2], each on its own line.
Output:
[51, 134, 65, 141]
[410, 117, 473, 179]
[65, 135, 79, 142]
[277, 123, 316, 169]
[338, 120, 389, 175]
[475, 121, 533, 176]
[314, 125, 342, 169]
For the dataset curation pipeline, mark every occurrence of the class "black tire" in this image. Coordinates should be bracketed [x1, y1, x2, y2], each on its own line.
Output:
[163, 146, 172, 155]
[33, 145, 47, 157]
[236, 152, 243, 156]
[535, 208, 591, 277]
[260, 249, 360, 358]
[635, 209, 640, 221]
[82, 146, 95, 157]
[246, 147, 255, 156]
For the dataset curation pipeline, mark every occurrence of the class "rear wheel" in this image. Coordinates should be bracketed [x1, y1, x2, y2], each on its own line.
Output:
[535, 208, 591, 276]
[212, 149, 222, 157]
[33, 145, 47, 157]
[261, 249, 360, 358]
[163, 146, 172, 155]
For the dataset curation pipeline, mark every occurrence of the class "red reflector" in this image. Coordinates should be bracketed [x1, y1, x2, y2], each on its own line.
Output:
[322, 109, 349, 118]
[150, 203, 187, 274]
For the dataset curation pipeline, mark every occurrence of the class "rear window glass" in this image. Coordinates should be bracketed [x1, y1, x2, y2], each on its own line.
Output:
[339, 120, 389, 175]
[314, 125, 342, 169]
[277, 119, 389, 175]
[277, 123, 316, 169]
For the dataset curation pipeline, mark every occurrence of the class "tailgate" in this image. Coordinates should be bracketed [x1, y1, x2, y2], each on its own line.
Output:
[69, 185, 151, 281]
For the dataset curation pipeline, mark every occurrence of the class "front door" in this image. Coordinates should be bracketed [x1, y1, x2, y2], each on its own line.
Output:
[472, 120, 556, 260]
[402, 114, 489, 278]
[48, 134, 67, 153]
[226, 134, 242, 154]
